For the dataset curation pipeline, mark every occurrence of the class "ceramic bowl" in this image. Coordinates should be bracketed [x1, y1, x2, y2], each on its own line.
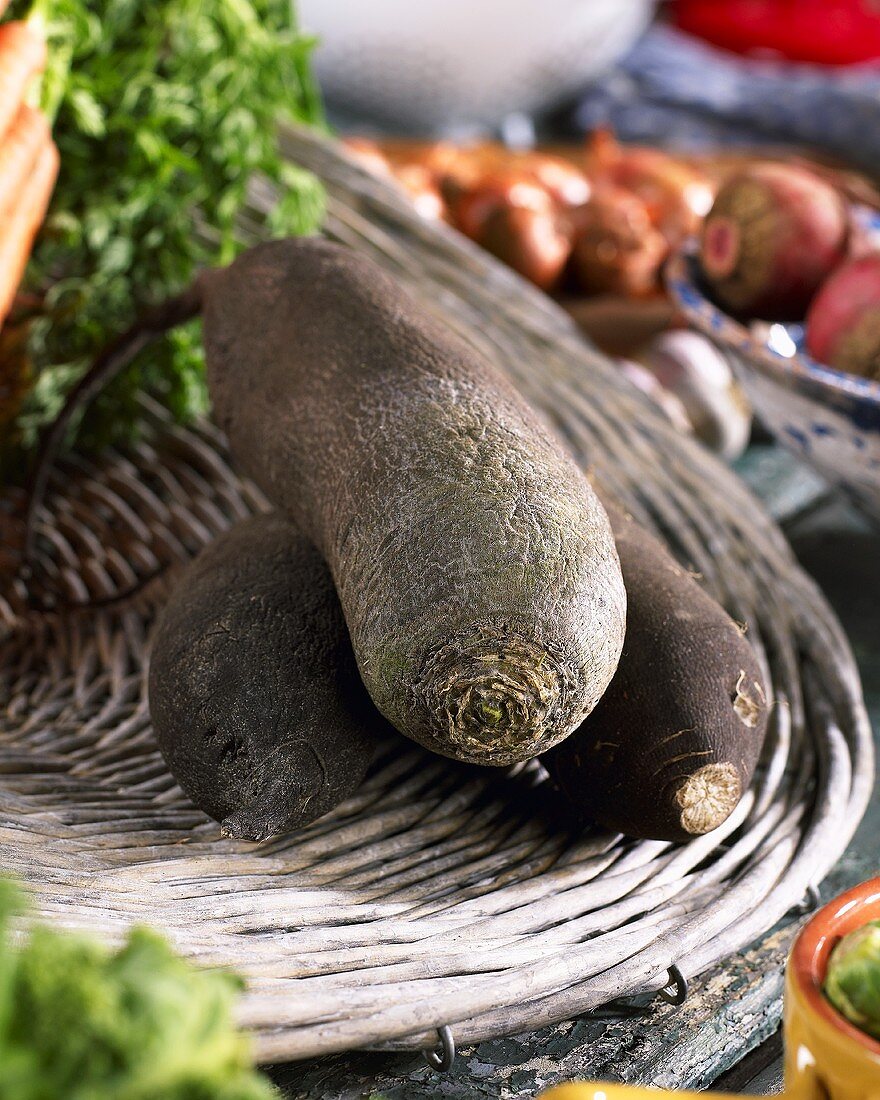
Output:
[666, 247, 880, 525]
[297, 0, 655, 132]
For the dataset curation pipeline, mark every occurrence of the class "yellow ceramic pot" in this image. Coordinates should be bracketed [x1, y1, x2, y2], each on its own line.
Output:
[542, 878, 880, 1100]
[785, 878, 880, 1100]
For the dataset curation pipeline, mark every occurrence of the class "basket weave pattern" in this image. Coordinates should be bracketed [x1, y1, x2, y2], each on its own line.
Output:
[0, 130, 873, 1061]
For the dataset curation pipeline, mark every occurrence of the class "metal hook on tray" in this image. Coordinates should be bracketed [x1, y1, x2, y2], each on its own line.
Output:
[590, 964, 689, 1019]
[656, 964, 689, 1007]
[421, 1024, 456, 1073]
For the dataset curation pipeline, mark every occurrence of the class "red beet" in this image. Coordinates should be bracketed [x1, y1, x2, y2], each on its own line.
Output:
[806, 253, 880, 380]
[700, 163, 849, 320]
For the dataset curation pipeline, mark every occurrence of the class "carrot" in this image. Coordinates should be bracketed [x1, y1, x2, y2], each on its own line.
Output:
[0, 21, 47, 143]
[0, 139, 58, 329]
[0, 105, 50, 223]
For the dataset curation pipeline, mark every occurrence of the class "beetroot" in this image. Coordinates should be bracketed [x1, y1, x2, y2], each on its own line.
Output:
[700, 163, 848, 320]
[806, 253, 880, 381]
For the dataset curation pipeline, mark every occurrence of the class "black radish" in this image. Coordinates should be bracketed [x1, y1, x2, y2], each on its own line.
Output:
[148, 513, 380, 842]
[200, 239, 625, 765]
[28, 237, 627, 766]
[544, 501, 769, 841]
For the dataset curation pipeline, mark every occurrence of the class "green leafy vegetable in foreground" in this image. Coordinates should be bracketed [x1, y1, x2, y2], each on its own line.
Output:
[3, 0, 325, 474]
[824, 918, 880, 1041]
[0, 878, 278, 1099]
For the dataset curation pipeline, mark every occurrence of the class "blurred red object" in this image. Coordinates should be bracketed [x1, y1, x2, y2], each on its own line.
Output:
[672, 0, 880, 66]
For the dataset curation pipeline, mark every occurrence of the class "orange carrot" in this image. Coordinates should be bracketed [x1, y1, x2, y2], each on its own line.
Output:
[0, 21, 47, 143]
[0, 139, 58, 330]
[0, 2, 10, 19]
[0, 104, 49, 223]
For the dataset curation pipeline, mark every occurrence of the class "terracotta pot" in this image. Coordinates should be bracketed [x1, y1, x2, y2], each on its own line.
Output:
[786, 877, 880, 1100]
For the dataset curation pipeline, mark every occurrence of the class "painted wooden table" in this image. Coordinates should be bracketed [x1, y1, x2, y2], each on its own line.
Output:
[269, 449, 879, 1099]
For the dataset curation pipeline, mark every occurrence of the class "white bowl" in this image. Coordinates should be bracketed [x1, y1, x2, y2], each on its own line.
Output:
[298, 0, 655, 132]
[666, 247, 880, 525]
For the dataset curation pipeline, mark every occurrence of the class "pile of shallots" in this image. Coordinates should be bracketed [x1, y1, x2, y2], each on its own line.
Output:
[346, 130, 714, 297]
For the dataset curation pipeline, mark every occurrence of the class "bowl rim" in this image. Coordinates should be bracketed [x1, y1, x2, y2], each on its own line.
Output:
[790, 877, 880, 1058]
[665, 244, 880, 406]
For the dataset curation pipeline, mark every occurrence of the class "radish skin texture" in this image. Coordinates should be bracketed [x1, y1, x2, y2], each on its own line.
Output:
[543, 502, 769, 841]
[806, 253, 880, 381]
[148, 514, 379, 841]
[199, 238, 626, 766]
[700, 163, 848, 320]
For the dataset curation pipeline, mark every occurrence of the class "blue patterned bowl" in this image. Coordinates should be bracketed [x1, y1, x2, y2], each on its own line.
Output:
[666, 246, 880, 524]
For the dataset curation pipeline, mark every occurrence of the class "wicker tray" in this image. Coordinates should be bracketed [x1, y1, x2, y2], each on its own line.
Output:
[0, 129, 873, 1063]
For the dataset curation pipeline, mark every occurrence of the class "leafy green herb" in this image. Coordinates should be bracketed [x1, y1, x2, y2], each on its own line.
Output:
[0, 878, 278, 1098]
[3, 0, 325, 475]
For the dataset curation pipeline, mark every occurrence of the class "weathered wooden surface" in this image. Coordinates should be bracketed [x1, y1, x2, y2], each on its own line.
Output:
[714, 1032, 785, 1094]
[269, 453, 879, 1099]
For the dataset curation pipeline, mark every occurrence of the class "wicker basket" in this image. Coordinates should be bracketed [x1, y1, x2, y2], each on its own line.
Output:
[0, 128, 873, 1063]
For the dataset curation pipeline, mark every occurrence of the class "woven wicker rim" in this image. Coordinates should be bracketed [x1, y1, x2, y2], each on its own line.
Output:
[0, 128, 873, 1063]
